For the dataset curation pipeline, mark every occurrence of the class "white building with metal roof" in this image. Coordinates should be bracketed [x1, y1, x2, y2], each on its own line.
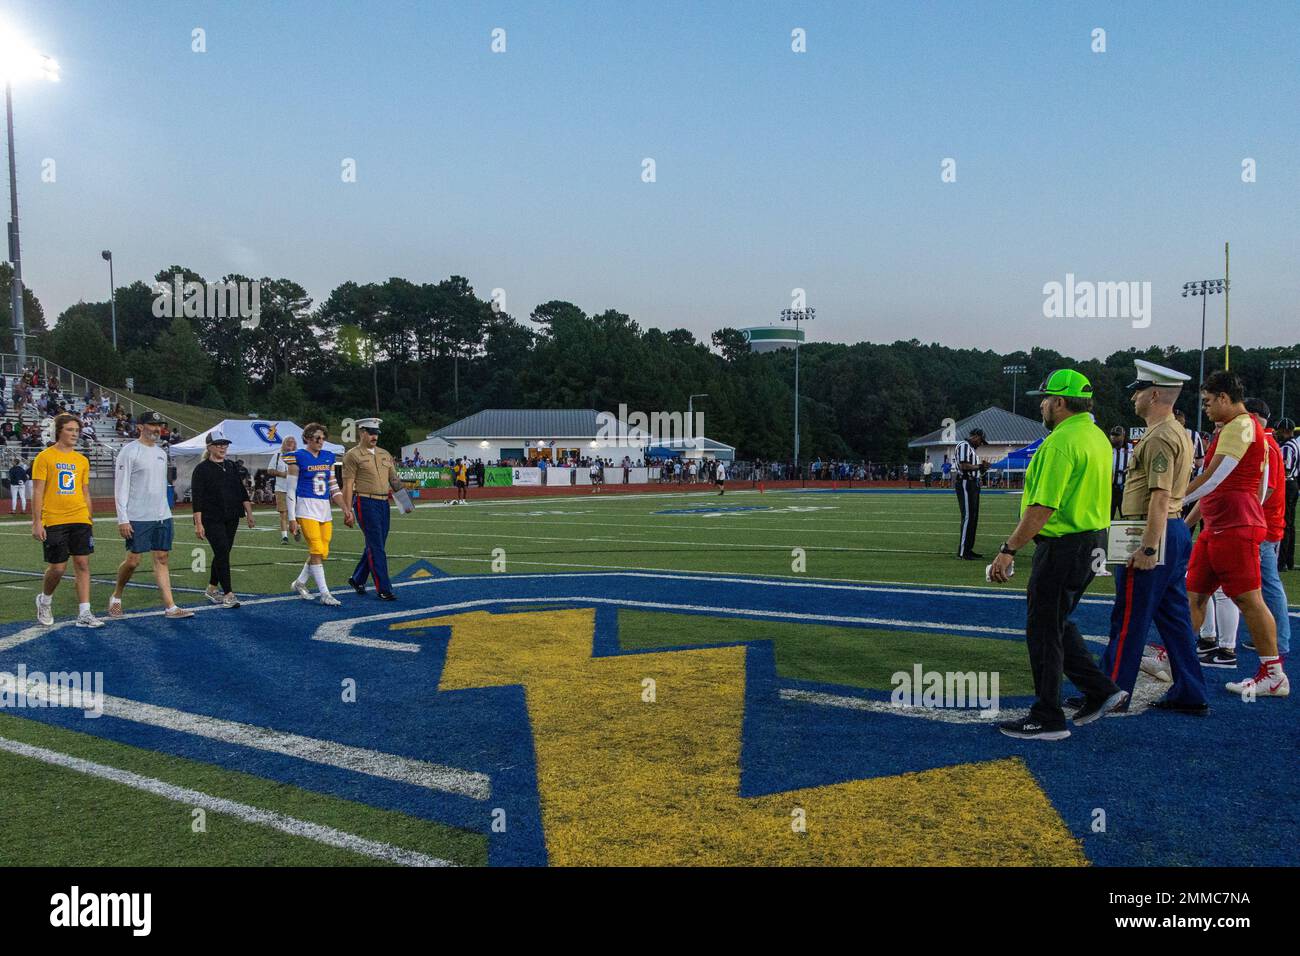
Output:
[908, 406, 1048, 470]
[402, 409, 735, 464]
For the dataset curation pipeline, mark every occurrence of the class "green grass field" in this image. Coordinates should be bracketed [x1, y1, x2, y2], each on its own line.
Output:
[2, 487, 1046, 623]
[1, 487, 1294, 866]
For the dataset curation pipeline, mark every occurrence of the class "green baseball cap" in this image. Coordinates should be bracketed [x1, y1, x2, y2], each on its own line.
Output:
[1027, 368, 1093, 398]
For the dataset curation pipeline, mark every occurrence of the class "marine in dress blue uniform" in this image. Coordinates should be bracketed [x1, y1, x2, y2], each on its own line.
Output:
[341, 418, 400, 601]
[1097, 360, 1208, 713]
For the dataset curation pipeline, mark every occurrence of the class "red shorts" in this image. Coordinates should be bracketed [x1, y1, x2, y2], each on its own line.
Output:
[1186, 526, 1265, 598]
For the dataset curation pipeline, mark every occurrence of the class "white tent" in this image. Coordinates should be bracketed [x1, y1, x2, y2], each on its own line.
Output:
[169, 419, 343, 457]
[170, 419, 344, 502]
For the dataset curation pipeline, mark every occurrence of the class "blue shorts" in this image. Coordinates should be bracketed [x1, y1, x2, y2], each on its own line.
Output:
[125, 518, 174, 554]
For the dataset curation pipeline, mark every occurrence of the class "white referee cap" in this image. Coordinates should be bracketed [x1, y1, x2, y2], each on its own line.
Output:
[1128, 359, 1191, 390]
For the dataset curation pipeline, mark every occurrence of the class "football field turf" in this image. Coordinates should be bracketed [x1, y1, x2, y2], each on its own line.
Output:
[0, 488, 1296, 866]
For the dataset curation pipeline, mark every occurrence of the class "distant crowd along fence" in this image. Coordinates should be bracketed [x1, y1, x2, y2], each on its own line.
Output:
[396, 464, 1026, 489]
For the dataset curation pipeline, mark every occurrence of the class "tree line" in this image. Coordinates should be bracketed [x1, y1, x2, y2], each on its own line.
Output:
[3, 262, 1296, 460]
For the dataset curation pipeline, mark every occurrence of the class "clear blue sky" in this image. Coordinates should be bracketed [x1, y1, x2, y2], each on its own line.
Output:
[5, 0, 1297, 357]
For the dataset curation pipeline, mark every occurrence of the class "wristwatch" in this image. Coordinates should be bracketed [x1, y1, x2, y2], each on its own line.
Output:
[1142, 546, 1157, 557]
[999, 542, 1017, 556]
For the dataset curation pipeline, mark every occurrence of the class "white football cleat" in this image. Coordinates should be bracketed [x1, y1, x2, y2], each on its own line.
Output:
[1226, 663, 1290, 699]
[35, 597, 53, 627]
[319, 593, 342, 607]
[1140, 645, 1172, 682]
[292, 581, 313, 601]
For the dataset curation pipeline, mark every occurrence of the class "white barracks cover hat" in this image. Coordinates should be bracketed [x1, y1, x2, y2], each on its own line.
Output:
[1128, 359, 1190, 390]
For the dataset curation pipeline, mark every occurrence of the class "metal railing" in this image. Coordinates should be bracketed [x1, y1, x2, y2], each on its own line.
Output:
[1, 353, 191, 436]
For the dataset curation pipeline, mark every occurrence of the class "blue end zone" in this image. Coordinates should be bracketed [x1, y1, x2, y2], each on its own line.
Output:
[0, 561, 1294, 866]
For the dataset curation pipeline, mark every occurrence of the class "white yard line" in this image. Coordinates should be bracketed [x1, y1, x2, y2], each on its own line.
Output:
[312, 591, 1112, 648]
[779, 688, 1026, 724]
[0, 673, 490, 800]
[0, 735, 456, 866]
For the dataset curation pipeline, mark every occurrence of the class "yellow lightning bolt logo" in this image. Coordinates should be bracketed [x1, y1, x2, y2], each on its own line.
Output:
[393, 608, 1087, 866]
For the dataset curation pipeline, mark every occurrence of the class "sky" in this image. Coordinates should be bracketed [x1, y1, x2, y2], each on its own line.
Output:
[2, 0, 1297, 358]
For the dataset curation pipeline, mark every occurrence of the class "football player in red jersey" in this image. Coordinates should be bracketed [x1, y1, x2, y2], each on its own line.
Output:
[1184, 372, 1288, 697]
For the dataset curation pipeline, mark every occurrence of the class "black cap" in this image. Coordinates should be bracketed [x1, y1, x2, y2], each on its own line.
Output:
[1274, 417, 1295, 431]
[139, 411, 166, 425]
[968, 428, 985, 439]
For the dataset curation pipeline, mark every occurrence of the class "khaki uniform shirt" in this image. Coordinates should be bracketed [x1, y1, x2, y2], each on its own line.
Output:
[1120, 415, 1191, 519]
[341, 445, 399, 497]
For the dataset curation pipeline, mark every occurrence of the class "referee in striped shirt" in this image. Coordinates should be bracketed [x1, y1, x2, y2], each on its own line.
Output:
[953, 428, 986, 559]
[1109, 426, 1131, 519]
[1278, 417, 1298, 571]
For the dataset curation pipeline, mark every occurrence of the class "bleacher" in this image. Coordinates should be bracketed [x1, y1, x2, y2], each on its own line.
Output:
[1, 354, 190, 483]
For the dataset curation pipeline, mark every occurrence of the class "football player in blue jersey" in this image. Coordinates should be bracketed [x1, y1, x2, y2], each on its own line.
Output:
[285, 423, 354, 606]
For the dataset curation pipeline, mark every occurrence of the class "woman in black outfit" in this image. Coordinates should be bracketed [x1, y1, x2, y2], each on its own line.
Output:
[190, 429, 255, 607]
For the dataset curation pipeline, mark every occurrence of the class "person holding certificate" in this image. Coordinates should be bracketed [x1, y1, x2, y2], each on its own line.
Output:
[1091, 360, 1208, 715]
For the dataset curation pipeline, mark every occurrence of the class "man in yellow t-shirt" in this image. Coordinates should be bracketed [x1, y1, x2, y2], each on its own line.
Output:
[31, 413, 102, 628]
[453, 459, 469, 502]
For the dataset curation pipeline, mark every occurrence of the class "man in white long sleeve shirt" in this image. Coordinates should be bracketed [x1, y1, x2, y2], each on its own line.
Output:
[110, 411, 193, 619]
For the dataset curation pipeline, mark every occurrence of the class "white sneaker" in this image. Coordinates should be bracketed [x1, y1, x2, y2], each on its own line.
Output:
[319, 593, 342, 607]
[35, 597, 53, 627]
[292, 581, 313, 601]
[164, 607, 195, 619]
[1140, 645, 1172, 682]
[204, 588, 224, 606]
[76, 611, 106, 629]
[1226, 663, 1290, 698]
[222, 593, 241, 609]
[107, 597, 124, 619]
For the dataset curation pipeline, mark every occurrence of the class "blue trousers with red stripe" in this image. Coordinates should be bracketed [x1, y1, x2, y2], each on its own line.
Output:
[351, 495, 392, 595]
[1098, 517, 1207, 706]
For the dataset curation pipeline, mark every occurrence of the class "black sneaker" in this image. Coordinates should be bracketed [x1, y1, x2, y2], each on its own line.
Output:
[346, 577, 366, 596]
[997, 717, 1070, 741]
[1151, 698, 1210, 715]
[1072, 690, 1129, 725]
[377, 591, 397, 602]
[1064, 695, 1085, 709]
[1198, 648, 1238, 668]
[959, 551, 985, 560]
[1196, 636, 1217, 653]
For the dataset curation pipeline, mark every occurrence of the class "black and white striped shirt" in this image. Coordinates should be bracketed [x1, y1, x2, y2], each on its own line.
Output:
[1112, 445, 1131, 487]
[1283, 437, 1300, 480]
[1188, 428, 1208, 475]
[953, 440, 979, 481]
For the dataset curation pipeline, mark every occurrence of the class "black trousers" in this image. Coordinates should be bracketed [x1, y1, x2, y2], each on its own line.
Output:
[1025, 530, 1121, 726]
[1111, 483, 1124, 519]
[202, 515, 240, 594]
[955, 477, 980, 555]
[1282, 479, 1298, 570]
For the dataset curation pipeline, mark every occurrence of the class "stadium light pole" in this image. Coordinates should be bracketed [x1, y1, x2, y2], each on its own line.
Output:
[779, 307, 814, 469]
[1271, 358, 1300, 420]
[688, 393, 707, 449]
[1182, 279, 1227, 437]
[1003, 364, 1027, 416]
[101, 250, 116, 349]
[1, 28, 59, 371]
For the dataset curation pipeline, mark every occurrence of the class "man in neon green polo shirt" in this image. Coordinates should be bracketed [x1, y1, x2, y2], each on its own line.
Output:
[989, 369, 1129, 740]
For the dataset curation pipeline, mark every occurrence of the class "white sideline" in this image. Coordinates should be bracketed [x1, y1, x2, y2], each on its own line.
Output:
[0, 735, 455, 866]
[0, 673, 490, 800]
